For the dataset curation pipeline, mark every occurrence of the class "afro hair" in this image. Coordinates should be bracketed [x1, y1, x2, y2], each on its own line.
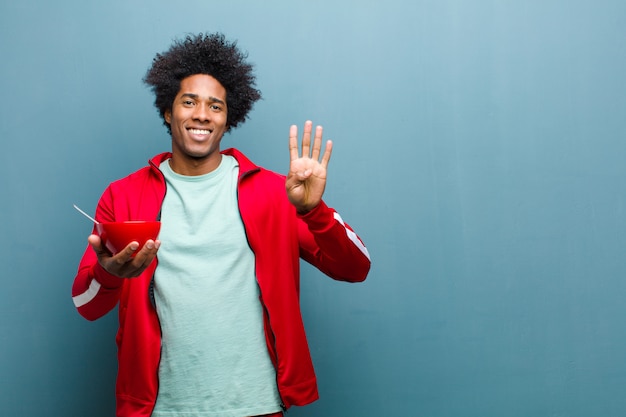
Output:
[143, 33, 262, 132]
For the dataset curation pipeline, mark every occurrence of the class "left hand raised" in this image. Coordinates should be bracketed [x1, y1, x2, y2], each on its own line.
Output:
[286, 120, 333, 214]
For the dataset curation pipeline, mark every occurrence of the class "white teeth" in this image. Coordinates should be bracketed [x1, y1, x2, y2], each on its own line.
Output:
[189, 128, 210, 135]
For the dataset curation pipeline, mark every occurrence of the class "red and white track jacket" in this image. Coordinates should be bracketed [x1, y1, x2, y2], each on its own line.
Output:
[72, 148, 371, 417]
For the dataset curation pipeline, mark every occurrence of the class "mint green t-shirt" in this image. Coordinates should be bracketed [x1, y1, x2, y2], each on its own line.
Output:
[152, 156, 282, 417]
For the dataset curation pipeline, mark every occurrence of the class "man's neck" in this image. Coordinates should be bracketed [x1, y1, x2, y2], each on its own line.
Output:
[168, 152, 223, 176]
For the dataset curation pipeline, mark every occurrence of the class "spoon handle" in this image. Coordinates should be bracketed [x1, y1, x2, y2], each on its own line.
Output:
[73, 204, 100, 224]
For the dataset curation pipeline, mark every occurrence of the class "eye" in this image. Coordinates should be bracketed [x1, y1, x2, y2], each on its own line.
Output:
[183, 100, 194, 106]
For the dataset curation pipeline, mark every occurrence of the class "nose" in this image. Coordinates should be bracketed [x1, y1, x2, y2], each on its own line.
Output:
[192, 103, 211, 122]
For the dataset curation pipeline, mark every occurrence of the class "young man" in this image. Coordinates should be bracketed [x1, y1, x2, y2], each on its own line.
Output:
[72, 33, 371, 417]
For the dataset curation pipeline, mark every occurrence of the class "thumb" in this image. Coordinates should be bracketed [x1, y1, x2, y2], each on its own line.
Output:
[88, 234, 108, 257]
[298, 169, 313, 179]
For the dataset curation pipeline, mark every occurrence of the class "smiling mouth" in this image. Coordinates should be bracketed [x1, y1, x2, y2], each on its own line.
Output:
[188, 128, 211, 135]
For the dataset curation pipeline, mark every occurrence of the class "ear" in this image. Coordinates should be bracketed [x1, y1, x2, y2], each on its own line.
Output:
[164, 109, 172, 125]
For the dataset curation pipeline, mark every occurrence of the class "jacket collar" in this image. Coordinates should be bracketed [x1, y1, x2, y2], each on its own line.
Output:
[221, 147, 260, 177]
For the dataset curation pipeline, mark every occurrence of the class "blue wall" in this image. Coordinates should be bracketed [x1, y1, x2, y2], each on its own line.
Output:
[1, 1, 625, 416]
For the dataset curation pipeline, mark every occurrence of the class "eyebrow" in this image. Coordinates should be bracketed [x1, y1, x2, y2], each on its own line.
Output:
[180, 93, 226, 105]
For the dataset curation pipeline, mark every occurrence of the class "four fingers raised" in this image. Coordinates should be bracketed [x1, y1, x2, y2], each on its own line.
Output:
[289, 120, 333, 166]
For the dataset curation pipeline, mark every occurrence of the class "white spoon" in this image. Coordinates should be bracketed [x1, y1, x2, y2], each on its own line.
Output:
[73, 204, 100, 224]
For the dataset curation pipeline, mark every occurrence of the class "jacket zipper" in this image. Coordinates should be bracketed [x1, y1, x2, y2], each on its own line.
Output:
[260, 297, 287, 412]
[148, 159, 167, 415]
[237, 166, 287, 411]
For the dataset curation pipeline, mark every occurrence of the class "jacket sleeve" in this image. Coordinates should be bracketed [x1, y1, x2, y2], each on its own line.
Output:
[71, 186, 124, 321]
[297, 200, 371, 282]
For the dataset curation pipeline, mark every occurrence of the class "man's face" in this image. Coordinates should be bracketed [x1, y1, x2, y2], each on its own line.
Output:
[165, 74, 228, 175]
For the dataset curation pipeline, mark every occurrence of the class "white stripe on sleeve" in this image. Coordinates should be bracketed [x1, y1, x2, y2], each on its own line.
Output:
[72, 278, 102, 308]
[333, 212, 371, 261]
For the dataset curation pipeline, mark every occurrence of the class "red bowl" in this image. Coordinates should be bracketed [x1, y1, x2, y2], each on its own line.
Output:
[95, 221, 161, 255]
